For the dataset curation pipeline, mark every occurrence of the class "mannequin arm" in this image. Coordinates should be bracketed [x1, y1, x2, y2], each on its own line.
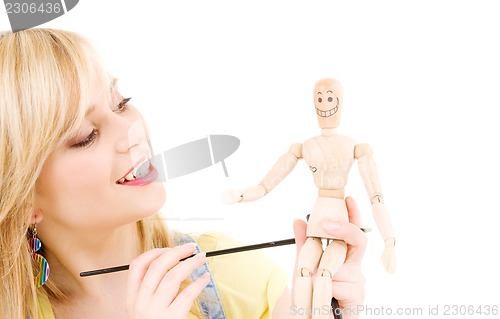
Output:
[222, 143, 302, 203]
[259, 143, 302, 194]
[355, 143, 396, 273]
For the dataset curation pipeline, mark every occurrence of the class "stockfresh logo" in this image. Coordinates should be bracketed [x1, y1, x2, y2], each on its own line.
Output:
[4, 0, 79, 32]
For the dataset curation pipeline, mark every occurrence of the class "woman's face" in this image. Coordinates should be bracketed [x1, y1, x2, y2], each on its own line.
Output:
[35, 75, 166, 233]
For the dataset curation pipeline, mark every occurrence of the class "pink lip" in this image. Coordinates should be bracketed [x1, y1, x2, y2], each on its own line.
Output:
[118, 164, 159, 186]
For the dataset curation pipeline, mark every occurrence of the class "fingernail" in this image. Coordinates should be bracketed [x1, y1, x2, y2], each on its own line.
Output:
[323, 222, 341, 232]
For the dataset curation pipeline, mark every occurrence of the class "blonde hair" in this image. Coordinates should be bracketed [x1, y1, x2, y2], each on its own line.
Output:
[0, 29, 179, 318]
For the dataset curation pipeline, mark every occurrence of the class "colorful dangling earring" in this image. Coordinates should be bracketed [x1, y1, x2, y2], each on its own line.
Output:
[29, 223, 50, 287]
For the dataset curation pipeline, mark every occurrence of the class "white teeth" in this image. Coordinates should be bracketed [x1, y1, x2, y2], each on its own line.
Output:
[118, 158, 150, 184]
[125, 173, 136, 181]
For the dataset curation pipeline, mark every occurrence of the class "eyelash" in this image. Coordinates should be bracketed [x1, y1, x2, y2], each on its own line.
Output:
[73, 128, 98, 148]
[113, 97, 132, 112]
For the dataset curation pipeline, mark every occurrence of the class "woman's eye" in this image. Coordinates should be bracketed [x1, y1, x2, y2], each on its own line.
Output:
[328, 97, 333, 102]
[113, 97, 132, 112]
[73, 129, 98, 148]
[318, 97, 322, 103]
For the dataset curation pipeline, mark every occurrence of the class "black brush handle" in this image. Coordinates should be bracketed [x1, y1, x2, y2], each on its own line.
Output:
[331, 297, 343, 319]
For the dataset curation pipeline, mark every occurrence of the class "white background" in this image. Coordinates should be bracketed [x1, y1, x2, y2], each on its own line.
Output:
[2, 1, 500, 317]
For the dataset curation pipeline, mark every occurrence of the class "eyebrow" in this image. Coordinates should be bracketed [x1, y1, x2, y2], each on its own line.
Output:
[85, 78, 118, 116]
[327, 90, 333, 93]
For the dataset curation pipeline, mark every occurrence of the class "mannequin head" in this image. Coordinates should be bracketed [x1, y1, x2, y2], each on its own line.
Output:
[313, 78, 343, 129]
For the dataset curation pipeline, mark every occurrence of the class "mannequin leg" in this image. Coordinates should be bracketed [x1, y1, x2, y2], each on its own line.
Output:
[293, 237, 323, 319]
[312, 239, 347, 319]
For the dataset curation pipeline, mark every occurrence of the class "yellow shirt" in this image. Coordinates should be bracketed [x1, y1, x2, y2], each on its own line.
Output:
[38, 231, 289, 318]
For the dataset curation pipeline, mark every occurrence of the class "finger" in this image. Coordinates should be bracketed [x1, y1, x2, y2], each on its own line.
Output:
[329, 255, 365, 306]
[323, 221, 367, 263]
[332, 278, 365, 307]
[345, 196, 363, 228]
[137, 243, 197, 299]
[293, 219, 307, 255]
[168, 273, 211, 317]
[155, 252, 207, 304]
[292, 219, 307, 291]
[127, 248, 169, 298]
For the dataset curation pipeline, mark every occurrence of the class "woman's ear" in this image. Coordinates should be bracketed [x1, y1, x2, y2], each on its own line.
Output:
[30, 208, 44, 224]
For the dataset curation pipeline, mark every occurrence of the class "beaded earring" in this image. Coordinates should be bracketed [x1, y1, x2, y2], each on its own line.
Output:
[29, 223, 50, 287]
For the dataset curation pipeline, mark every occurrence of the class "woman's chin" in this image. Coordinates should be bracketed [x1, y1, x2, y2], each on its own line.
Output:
[126, 182, 167, 220]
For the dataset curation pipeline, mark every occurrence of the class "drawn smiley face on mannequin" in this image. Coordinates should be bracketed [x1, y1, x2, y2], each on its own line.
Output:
[313, 78, 343, 129]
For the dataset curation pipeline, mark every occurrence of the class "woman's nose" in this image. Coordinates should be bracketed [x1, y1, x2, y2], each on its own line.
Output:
[116, 118, 151, 162]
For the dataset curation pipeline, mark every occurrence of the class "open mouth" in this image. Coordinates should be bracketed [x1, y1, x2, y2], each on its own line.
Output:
[316, 105, 338, 118]
[116, 157, 157, 185]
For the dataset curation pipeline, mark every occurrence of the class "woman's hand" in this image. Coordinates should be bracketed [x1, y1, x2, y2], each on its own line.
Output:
[293, 196, 367, 319]
[126, 243, 210, 319]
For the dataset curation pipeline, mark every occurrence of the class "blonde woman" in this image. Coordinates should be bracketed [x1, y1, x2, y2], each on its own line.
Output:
[0, 28, 367, 319]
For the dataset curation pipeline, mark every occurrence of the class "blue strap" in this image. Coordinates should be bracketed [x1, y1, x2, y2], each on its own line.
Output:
[175, 233, 227, 319]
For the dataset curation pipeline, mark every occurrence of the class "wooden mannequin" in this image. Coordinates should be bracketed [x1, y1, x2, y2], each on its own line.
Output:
[223, 78, 396, 319]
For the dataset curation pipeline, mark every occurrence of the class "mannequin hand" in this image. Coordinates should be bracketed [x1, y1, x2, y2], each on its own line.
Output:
[381, 237, 396, 273]
[221, 185, 266, 204]
[221, 189, 243, 204]
[370, 202, 396, 273]
[293, 196, 367, 319]
[126, 243, 209, 319]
